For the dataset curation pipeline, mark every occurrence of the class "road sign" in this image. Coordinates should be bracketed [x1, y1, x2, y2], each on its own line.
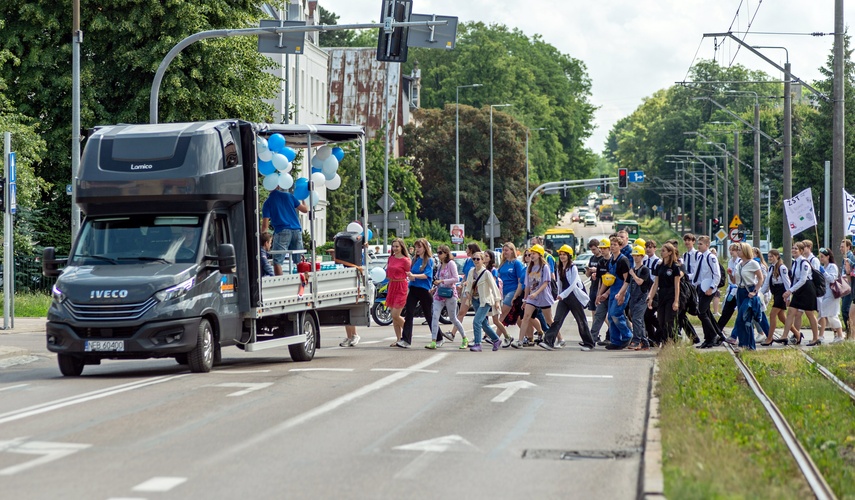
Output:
[376, 194, 396, 212]
[407, 14, 458, 50]
[729, 214, 742, 228]
[628, 170, 644, 183]
[66, 184, 73, 196]
[715, 229, 727, 241]
[729, 228, 742, 242]
[8, 152, 15, 214]
[257, 20, 306, 55]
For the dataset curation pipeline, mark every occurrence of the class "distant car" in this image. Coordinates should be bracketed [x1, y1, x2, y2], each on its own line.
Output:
[571, 211, 581, 223]
[584, 213, 597, 226]
[599, 208, 614, 221]
[574, 252, 593, 274]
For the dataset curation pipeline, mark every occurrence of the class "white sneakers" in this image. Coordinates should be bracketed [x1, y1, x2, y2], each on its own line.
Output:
[339, 335, 360, 347]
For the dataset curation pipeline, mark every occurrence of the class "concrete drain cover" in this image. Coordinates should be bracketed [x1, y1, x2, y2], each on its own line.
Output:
[522, 448, 641, 460]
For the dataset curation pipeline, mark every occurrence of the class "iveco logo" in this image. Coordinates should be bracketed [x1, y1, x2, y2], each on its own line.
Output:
[130, 163, 153, 170]
[90, 290, 129, 299]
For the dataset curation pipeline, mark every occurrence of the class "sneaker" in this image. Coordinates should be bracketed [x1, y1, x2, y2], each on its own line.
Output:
[533, 336, 543, 344]
[580, 345, 594, 351]
[442, 331, 455, 342]
[339, 338, 352, 347]
[350, 335, 360, 346]
[558, 340, 566, 348]
[725, 338, 737, 346]
[510, 340, 522, 349]
[832, 337, 844, 344]
[755, 332, 766, 342]
[436, 339, 445, 348]
[469, 343, 482, 352]
[554, 342, 564, 349]
[502, 337, 513, 348]
[396, 340, 411, 348]
[492, 338, 502, 351]
[538, 341, 554, 351]
[425, 341, 437, 349]
[459, 337, 469, 349]
[596, 340, 609, 346]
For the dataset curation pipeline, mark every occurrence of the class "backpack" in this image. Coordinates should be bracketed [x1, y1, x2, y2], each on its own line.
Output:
[808, 256, 826, 297]
[705, 254, 726, 289]
[678, 271, 699, 316]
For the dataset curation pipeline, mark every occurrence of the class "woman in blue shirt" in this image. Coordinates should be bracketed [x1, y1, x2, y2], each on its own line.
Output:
[497, 243, 525, 344]
[398, 238, 435, 348]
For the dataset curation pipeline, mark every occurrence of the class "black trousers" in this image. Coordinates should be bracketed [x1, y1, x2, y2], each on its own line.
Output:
[544, 295, 594, 347]
[657, 294, 677, 341]
[402, 287, 434, 344]
[697, 287, 718, 343]
[678, 310, 697, 341]
[644, 306, 659, 343]
[717, 294, 736, 335]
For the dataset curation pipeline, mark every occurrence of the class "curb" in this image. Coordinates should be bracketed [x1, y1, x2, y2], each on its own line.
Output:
[0, 345, 30, 360]
[643, 358, 666, 499]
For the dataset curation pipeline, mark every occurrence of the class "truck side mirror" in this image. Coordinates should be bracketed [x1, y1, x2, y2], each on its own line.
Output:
[217, 244, 236, 274]
[42, 247, 66, 277]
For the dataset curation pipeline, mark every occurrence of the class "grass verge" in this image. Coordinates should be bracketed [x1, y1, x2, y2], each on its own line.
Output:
[658, 345, 811, 498]
[742, 348, 855, 497]
[805, 342, 855, 387]
[0, 292, 50, 317]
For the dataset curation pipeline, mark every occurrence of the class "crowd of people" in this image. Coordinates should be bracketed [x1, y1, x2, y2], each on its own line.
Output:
[329, 226, 855, 352]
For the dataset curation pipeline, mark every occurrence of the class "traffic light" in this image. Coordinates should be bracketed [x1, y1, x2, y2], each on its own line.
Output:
[618, 168, 628, 189]
[376, 0, 412, 63]
[712, 218, 720, 231]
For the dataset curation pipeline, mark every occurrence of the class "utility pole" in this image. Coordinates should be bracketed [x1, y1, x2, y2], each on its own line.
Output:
[833, 0, 845, 251]
[71, 0, 82, 243]
[783, 62, 792, 263]
[753, 99, 761, 248]
[733, 130, 739, 219]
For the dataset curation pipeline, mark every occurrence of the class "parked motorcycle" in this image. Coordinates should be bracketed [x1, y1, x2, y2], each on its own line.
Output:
[371, 280, 452, 326]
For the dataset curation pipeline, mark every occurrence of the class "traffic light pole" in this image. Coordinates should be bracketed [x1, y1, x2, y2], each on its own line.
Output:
[527, 177, 616, 236]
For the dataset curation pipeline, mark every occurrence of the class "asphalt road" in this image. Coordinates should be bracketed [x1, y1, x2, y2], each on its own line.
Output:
[0, 311, 654, 500]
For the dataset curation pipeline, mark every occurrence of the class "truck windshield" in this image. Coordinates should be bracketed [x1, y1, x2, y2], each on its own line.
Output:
[71, 215, 203, 265]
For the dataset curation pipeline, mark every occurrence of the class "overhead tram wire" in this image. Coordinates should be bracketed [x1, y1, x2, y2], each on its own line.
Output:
[728, 0, 765, 67]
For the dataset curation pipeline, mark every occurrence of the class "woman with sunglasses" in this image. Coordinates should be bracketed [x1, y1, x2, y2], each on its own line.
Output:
[426, 245, 467, 349]
[386, 238, 411, 346]
[515, 245, 554, 348]
[463, 252, 503, 351]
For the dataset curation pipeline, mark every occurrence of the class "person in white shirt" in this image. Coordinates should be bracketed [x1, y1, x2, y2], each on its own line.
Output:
[777, 241, 819, 345]
[759, 249, 799, 345]
[717, 243, 741, 340]
[694, 236, 722, 348]
[682, 233, 698, 282]
[802, 239, 822, 313]
[732, 243, 766, 350]
[818, 248, 844, 344]
[643, 239, 662, 344]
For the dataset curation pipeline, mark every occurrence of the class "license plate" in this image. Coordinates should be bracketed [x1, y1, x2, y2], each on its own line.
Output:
[85, 340, 125, 352]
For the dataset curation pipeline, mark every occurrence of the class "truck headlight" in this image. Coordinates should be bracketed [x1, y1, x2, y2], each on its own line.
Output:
[51, 284, 65, 303]
[155, 277, 195, 302]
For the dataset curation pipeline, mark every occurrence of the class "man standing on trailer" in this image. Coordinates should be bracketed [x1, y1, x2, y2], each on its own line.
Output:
[262, 186, 309, 275]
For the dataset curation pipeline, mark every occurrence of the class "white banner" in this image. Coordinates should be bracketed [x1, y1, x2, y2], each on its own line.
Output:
[845, 189, 855, 236]
[784, 187, 817, 237]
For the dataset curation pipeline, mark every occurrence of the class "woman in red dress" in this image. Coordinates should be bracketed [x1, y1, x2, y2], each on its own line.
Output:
[386, 238, 411, 345]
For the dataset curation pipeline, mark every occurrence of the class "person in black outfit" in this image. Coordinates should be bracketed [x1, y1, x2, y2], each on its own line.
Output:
[648, 242, 682, 342]
[643, 239, 661, 344]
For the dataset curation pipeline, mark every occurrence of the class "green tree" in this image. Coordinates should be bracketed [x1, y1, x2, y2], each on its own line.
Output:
[318, 6, 376, 48]
[0, 0, 280, 253]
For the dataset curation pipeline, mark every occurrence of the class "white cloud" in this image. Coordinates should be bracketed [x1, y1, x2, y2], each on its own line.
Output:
[319, 0, 837, 152]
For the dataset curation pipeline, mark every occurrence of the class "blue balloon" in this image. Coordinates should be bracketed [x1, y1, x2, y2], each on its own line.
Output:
[267, 133, 285, 153]
[366, 228, 373, 241]
[282, 146, 297, 162]
[332, 147, 345, 162]
[293, 177, 310, 200]
[258, 160, 276, 176]
[311, 167, 322, 174]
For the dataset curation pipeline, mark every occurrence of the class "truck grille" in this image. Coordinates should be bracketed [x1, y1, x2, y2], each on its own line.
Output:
[64, 298, 157, 321]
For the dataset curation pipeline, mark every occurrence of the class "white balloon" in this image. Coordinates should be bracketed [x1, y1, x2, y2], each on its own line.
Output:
[258, 148, 272, 162]
[346, 222, 363, 234]
[369, 267, 386, 283]
[272, 153, 290, 172]
[316, 145, 332, 161]
[311, 155, 325, 169]
[278, 172, 294, 190]
[326, 173, 342, 190]
[262, 173, 280, 191]
[311, 172, 326, 188]
[322, 155, 339, 179]
[310, 190, 320, 207]
[256, 137, 268, 150]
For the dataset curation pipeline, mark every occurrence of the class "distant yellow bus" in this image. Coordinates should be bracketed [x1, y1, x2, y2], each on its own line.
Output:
[544, 228, 577, 257]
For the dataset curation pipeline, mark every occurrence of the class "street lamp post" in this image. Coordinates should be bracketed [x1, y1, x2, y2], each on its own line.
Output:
[455, 84, 482, 247]
[525, 127, 546, 208]
[489, 103, 512, 250]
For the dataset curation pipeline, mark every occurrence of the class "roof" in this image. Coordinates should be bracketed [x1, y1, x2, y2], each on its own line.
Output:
[256, 123, 365, 147]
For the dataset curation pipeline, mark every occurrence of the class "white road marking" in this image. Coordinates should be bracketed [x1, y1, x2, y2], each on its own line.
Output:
[0, 375, 186, 426]
[370, 368, 439, 373]
[484, 380, 538, 403]
[206, 353, 449, 465]
[456, 371, 530, 376]
[289, 368, 354, 372]
[359, 340, 383, 344]
[393, 435, 479, 479]
[215, 369, 271, 374]
[132, 476, 187, 492]
[545, 373, 614, 379]
[0, 384, 28, 392]
[0, 439, 91, 476]
[211, 382, 274, 397]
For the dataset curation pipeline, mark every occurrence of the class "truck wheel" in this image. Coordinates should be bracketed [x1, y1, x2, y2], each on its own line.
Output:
[288, 312, 317, 362]
[439, 306, 452, 325]
[57, 354, 84, 376]
[188, 319, 214, 373]
[371, 302, 393, 326]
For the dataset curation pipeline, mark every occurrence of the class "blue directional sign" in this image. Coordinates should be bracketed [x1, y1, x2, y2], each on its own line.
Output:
[629, 170, 644, 183]
[8, 152, 15, 214]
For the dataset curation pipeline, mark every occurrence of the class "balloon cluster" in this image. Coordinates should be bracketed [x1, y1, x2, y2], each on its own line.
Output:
[257, 135, 345, 207]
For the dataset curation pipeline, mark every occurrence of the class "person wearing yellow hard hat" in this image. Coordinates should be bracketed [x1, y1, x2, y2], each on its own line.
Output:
[634, 238, 646, 249]
[626, 245, 652, 350]
[539, 243, 595, 351]
[598, 234, 633, 349]
[587, 238, 611, 345]
[513, 244, 554, 349]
